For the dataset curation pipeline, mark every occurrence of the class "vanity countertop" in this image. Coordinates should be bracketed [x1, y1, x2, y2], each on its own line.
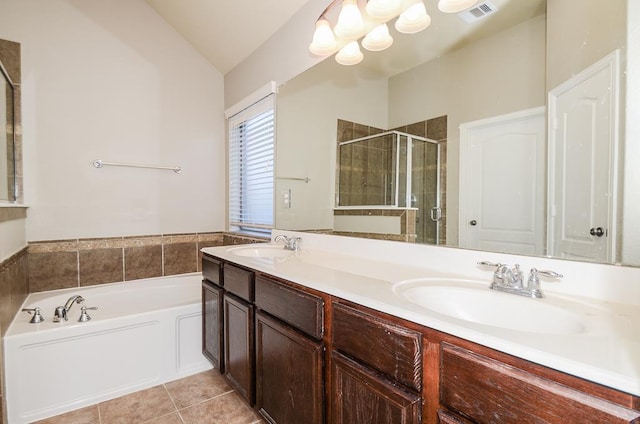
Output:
[201, 232, 640, 398]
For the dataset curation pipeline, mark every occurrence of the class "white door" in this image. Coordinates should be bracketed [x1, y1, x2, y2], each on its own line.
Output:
[459, 107, 546, 255]
[548, 51, 620, 263]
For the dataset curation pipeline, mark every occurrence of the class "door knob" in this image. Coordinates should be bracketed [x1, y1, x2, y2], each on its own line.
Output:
[589, 227, 604, 237]
[469, 220, 477, 226]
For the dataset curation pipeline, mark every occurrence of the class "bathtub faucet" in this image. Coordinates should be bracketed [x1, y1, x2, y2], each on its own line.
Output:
[53, 295, 85, 322]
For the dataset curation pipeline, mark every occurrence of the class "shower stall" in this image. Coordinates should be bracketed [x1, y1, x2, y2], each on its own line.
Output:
[336, 131, 442, 244]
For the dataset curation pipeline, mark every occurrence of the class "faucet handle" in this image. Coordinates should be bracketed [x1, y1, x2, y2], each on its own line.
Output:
[477, 260, 503, 268]
[22, 307, 45, 323]
[78, 306, 98, 322]
[527, 268, 563, 298]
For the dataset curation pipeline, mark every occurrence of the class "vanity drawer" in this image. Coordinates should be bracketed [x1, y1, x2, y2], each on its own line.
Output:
[255, 275, 324, 340]
[332, 302, 422, 392]
[223, 264, 254, 302]
[202, 255, 222, 286]
[440, 342, 640, 423]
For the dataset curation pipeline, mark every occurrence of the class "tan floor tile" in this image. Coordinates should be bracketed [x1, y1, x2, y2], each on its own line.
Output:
[179, 392, 261, 424]
[32, 405, 100, 424]
[99, 385, 176, 424]
[165, 371, 232, 409]
[143, 412, 183, 424]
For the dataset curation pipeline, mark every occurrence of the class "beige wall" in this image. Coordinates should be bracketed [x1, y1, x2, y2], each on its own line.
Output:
[276, 58, 389, 230]
[224, 0, 330, 109]
[388, 15, 546, 245]
[0, 0, 226, 241]
[546, 0, 627, 91]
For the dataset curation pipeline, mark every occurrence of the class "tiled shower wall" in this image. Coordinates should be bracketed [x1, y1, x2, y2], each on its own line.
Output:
[393, 115, 448, 245]
[335, 116, 447, 244]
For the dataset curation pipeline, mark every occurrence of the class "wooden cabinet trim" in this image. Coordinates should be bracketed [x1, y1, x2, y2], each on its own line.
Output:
[255, 275, 324, 340]
[332, 301, 423, 392]
[202, 254, 223, 286]
[202, 280, 224, 372]
[440, 342, 640, 424]
[331, 350, 421, 424]
[223, 263, 255, 301]
[223, 293, 255, 405]
[255, 311, 325, 424]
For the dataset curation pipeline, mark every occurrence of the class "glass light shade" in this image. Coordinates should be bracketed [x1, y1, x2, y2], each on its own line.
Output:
[365, 0, 403, 20]
[362, 24, 393, 51]
[438, 0, 478, 13]
[334, 0, 365, 39]
[335, 41, 364, 66]
[395, 2, 431, 34]
[309, 18, 337, 55]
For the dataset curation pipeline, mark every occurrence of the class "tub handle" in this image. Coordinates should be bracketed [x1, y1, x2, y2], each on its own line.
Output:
[78, 306, 98, 322]
[21, 307, 45, 323]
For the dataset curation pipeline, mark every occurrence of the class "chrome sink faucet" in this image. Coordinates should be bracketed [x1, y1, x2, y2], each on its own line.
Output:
[478, 261, 562, 298]
[53, 295, 85, 322]
[274, 235, 301, 251]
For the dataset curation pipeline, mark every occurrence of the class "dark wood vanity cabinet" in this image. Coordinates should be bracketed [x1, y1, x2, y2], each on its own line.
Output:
[221, 263, 256, 405]
[201, 255, 640, 424]
[202, 255, 224, 371]
[330, 301, 423, 424]
[255, 275, 325, 424]
[438, 342, 640, 424]
[202, 280, 223, 371]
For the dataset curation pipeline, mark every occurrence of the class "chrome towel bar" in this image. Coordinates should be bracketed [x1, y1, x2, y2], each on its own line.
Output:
[277, 176, 311, 183]
[93, 159, 181, 174]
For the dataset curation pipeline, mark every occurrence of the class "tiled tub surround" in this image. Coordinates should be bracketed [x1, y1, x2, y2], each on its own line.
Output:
[206, 230, 640, 399]
[27, 232, 267, 293]
[4, 273, 213, 423]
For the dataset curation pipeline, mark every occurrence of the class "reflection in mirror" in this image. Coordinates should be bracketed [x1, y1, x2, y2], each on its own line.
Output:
[0, 40, 18, 203]
[276, 0, 634, 266]
[0, 62, 16, 202]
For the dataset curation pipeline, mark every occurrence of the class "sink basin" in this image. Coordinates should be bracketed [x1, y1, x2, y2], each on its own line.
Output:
[393, 279, 586, 335]
[227, 245, 295, 258]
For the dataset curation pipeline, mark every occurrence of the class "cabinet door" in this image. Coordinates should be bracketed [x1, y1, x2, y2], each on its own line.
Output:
[440, 342, 640, 423]
[331, 351, 421, 424]
[202, 280, 224, 372]
[224, 293, 255, 405]
[255, 311, 324, 424]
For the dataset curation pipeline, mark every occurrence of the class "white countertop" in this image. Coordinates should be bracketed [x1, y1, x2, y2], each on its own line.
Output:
[202, 230, 640, 397]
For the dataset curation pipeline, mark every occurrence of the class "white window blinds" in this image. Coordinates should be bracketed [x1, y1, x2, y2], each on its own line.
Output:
[228, 93, 275, 233]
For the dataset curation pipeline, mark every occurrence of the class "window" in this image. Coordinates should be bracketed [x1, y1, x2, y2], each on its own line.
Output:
[228, 93, 275, 234]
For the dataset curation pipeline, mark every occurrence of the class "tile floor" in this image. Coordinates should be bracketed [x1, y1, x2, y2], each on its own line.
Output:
[33, 370, 265, 424]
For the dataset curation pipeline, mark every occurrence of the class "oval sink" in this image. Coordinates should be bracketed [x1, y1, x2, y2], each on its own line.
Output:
[393, 279, 586, 335]
[228, 245, 295, 258]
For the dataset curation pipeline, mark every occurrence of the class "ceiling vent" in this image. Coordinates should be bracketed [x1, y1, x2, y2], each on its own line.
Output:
[458, 1, 497, 23]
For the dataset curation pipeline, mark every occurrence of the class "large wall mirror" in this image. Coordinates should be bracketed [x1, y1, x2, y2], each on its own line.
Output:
[0, 39, 19, 203]
[275, 0, 639, 266]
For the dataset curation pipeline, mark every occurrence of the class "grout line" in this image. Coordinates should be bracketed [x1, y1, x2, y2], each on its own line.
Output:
[97, 402, 102, 424]
[174, 389, 235, 413]
[163, 383, 180, 412]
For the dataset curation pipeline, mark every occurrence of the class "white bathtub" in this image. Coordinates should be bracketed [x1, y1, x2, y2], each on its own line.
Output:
[3, 273, 213, 424]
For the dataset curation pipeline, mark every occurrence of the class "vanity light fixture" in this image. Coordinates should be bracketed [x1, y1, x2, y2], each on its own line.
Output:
[310, 0, 480, 65]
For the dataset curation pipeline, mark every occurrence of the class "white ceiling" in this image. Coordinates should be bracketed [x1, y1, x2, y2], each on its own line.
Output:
[145, 0, 546, 78]
[145, 0, 313, 75]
